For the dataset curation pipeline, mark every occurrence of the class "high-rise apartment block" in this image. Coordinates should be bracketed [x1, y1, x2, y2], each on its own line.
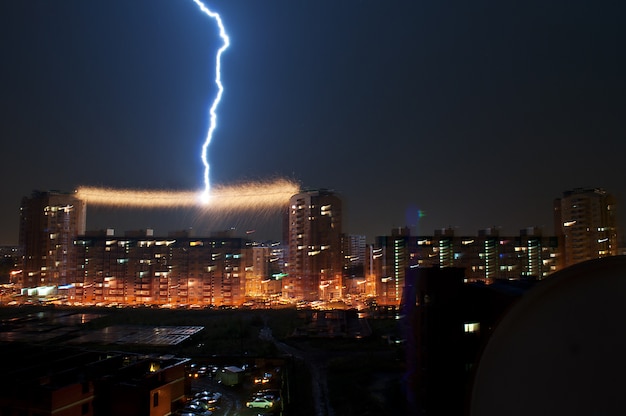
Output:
[342, 234, 366, 277]
[72, 232, 251, 306]
[17, 190, 289, 307]
[245, 243, 284, 303]
[554, 188, 619, 269]
[14, 186, 621, 308]
[371, 227, 416, 305]
[341, 234, 367, 295]
[285, 189, 342, 301]
[368, 227, 559, 305]
[19, 191, 86, 288]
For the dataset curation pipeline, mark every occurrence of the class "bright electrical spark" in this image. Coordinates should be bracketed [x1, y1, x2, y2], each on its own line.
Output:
[74, 3, 300, 217]
[76, 179, 299, 211]
[190, 0, 230, 202]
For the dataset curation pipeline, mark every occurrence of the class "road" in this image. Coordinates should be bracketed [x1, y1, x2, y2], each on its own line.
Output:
[191, 376, 281, 416]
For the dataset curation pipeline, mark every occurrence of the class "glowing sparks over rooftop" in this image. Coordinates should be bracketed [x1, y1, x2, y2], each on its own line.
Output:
[190, 0, 230, 199]
[75, 179, 299, 211]
[72, 3, 300, 218]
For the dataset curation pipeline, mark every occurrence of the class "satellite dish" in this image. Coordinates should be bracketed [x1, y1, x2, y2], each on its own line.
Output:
[470, 256, 626, 416]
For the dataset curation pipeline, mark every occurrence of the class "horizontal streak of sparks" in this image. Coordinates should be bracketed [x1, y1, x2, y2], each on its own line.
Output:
[76, 179, 299, 211]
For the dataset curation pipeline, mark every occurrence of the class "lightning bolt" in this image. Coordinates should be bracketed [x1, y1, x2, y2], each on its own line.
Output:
[190, 0, 230, 202]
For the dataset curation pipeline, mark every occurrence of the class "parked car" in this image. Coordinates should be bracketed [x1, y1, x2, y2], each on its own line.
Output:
[245, 397, 274, 409]
[194, 390, 211, 398]
[194, 391, 221, 406]
[253, 372, 273, 384]
[190, 400, 212, 411]
[253, 389, 280, 402]
[207, 392, 222, 404]
[181, 403, 212, 415]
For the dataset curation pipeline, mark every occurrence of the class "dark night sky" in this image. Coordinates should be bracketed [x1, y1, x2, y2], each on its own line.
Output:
[1, 0, 625, 244]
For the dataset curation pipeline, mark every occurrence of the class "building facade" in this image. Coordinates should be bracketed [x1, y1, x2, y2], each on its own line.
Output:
[554, 188, 619, 269]
[285, 190, 343, 301]
[70, 233, 252, 307]
[342, 234, 366, 295]
[19, 190, 86, 288]
[369, 227, 559, 305]
[245, 243, 284, 303]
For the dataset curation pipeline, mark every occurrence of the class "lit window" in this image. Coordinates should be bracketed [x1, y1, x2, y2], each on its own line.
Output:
[464, 322, 480, 333]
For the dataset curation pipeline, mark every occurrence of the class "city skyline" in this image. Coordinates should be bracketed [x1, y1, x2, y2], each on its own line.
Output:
[2, 0, 625, 245]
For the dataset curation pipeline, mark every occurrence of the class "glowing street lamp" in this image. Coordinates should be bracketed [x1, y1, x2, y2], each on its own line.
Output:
[319, 283, 330, 301]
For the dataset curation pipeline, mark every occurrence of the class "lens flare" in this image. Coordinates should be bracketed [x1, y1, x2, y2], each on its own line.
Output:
[76, 179, 299, 211]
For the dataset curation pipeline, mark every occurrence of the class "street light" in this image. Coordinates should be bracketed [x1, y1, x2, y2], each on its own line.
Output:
[319, 283, 329, 302]
[381, 277, 392, 305]
[356, 279, 366, 295]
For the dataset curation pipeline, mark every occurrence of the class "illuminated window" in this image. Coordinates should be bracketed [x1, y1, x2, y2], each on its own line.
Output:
[464, 322, 480, 333]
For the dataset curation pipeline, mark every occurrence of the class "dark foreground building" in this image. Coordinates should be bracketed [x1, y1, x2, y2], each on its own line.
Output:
[0, 344, 188, 416]
[402, 267, 536, 415]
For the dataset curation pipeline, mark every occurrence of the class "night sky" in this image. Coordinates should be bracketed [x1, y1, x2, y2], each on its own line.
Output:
[1, 0, 625, 244]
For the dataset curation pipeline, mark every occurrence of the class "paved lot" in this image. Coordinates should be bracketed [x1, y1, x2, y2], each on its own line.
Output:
[187, 362, 284, 416]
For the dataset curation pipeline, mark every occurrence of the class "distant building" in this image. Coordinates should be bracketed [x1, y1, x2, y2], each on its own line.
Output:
[72, 234, 251, 307]
[19, 190, 86, 288]
[18, 191, 277, 307]
[0, 246, 20, 284]
[369, 227, 559, 305]
[342, 234, 366, 277]
[285, 189, 343, 301]
[245, 243, 284, 301]
[342, 234, 366, 295]
[554, 188, 619, 269]
[246, 245, 271, 298]
[372, 227, 418, 305]
[517, 226, 556, 278]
